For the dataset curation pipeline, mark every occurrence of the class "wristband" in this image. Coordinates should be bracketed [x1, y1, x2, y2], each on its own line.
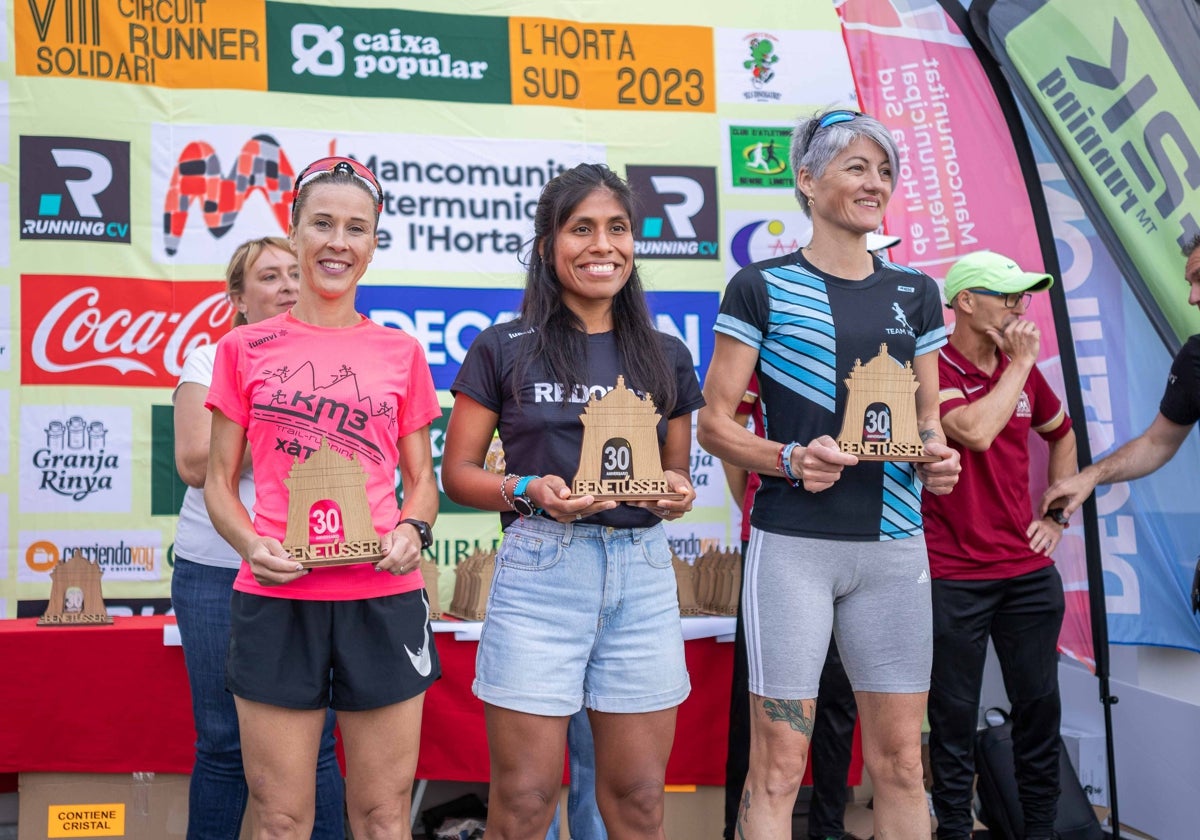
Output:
[511, 475, 543, 517]
[1046, 507, 1069, 527]
[778, 442, 802, 487]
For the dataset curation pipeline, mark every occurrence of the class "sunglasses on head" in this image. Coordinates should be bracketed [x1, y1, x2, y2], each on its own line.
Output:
[294, 156, 383, 212]
[801, 109, 865, 154]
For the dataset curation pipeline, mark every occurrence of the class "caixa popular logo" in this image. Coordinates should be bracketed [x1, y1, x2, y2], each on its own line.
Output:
[20, 406, 133, 513]
[357, 286, 719, 388]
[20, 136, 131, 243]
[625, 165, 719, 260]
[21, 274, 231, 388]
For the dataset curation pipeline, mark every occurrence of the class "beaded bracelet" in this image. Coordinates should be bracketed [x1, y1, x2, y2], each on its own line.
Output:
[499, 473, 521, 512]
[779, 441, 802, 487]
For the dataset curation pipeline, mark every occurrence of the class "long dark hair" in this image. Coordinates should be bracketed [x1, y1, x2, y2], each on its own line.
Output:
[514, 163, 677, 413]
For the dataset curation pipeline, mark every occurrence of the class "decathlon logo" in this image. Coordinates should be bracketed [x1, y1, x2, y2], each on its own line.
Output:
[625, 165, 719, 261]
[292, 23, 345, 77]
[20, 136, 131, 243]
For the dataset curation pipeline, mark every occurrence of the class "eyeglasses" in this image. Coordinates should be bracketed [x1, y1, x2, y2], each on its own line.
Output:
[801, 109, 864, 153]
[294, 156, 383, 212]
[970, 288, 1032, 309]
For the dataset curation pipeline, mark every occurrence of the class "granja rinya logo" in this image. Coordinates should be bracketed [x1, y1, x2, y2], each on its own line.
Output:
[36, 415, 118, 501]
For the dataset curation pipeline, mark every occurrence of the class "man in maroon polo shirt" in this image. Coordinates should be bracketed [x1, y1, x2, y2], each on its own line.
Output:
[921, 251, 1078, 840]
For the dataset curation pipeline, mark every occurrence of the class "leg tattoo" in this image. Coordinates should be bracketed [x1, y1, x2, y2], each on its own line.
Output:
[736, 789, 750, 839]
[761, 698, 815, 735]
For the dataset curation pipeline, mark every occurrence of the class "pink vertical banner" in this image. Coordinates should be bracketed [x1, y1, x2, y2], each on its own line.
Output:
[836, 0, 1093, 668]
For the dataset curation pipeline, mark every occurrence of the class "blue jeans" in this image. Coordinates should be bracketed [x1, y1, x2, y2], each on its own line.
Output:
[172, 557, 345, 839]
[546, 708, 607, 840]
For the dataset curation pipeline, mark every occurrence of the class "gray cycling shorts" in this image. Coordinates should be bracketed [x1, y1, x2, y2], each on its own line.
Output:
[742, 528, 932, 699]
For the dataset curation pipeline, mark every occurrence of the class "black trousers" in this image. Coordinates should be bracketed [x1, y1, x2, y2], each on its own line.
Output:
[724, 548, 858, 840]
[928, 565, 1065, 840]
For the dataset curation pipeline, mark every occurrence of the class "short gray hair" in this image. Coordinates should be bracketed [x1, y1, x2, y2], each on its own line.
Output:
[791, 109, 900, 217]
[1182, 232, 1200, 259]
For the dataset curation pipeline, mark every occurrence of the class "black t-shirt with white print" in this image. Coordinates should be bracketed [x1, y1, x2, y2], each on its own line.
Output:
[1159, 334, 1200, 427]
[452, 321, 705, 529]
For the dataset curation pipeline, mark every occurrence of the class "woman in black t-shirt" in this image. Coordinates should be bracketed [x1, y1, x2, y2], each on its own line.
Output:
[443, 163, 703, 839]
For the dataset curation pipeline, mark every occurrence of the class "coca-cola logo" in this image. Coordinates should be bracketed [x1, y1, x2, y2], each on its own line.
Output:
[21, 274, 232, 387]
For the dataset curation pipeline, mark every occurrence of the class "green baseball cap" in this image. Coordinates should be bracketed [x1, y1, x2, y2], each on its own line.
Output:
[943, 250, 1053, 305]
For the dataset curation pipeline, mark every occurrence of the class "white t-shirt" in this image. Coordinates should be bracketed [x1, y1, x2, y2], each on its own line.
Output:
[173, 343, 254, 569]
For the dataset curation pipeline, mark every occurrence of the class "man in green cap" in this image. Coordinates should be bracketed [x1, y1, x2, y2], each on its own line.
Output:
[922, 250, 1079, 840]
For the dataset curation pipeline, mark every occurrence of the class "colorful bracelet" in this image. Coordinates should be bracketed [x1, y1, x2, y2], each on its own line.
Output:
[782, 439, 801, 484]
[499, 473, 520, 512]
[778, 442, 802, 487]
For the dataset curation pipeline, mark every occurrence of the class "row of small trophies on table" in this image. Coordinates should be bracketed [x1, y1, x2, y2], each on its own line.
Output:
[435, 545, 743, 622]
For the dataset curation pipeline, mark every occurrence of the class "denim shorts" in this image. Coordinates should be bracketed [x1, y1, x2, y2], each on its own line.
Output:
[473, 516, 690, 716]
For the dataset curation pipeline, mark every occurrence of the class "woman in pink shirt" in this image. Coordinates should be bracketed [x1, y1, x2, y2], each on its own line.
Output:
[205, 157, 440, 840]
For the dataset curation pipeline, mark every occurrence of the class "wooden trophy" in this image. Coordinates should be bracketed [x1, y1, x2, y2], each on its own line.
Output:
[420, 557, 444, 620]
[836, 343, 937, 463]
[39, 550, 112, 625]
[282, 438, 386, 568]
[446, 548, 496, 621]
[672, 553, 701, 616]
[570, 376, 684, 501]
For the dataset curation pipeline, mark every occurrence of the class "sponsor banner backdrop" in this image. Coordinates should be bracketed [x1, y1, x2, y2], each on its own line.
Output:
[974, 0, 1200, 654]
[978, 0, 1200, 348]
[2, 0, 850, 616]
[722, 122, 795, 193]
[14, 0, 268, 89]
[19, 404, 133, 514]
[356, 285, 719, 389]
[267, 3, 511, 103]
[714, 27, 856, 107]
[1039, 124, 1200, 654]
[17, 529, 164, 583]
[153, 124, 605, 271]
[19, 135, 131, 243]
[508, 18, 714, 113]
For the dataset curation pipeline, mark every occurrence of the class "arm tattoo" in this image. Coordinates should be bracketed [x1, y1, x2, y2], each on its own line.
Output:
[761, 698, 815, 735]
[919, 428, 938, 444]
[736, 790, 750, 839]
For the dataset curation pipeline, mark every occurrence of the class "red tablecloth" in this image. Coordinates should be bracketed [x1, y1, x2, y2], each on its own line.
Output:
[0, 617, 860, 787]
[0, 616, 196, 773]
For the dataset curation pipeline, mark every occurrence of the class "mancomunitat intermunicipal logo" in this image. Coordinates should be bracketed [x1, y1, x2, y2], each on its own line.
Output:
[19, 136, 131, 243]
[162, 134, 297, 256]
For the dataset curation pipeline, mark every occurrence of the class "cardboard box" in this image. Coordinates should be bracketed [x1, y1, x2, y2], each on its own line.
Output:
[1061, 725, 1109, 807]
[662, 785, 723, 839]
[550, 784, 723, 839]
[19, 773, 189, 840]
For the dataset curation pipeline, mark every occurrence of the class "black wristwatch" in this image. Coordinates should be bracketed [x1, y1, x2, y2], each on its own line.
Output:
[399, 518, 433, 550]
[511, 475, 543, 517]
[1046, 507, 1069, 526]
